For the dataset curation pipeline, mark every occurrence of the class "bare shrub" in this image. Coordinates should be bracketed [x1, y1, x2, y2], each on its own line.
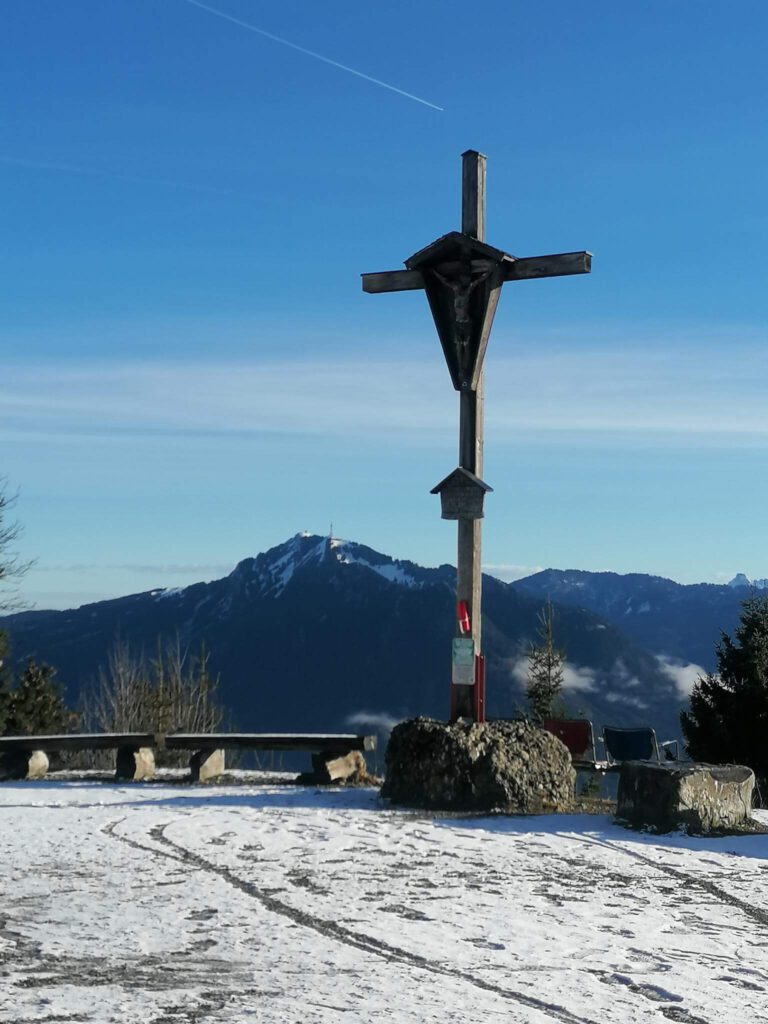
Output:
[86, 638, 225, 767]
[0, 481, 34, 614]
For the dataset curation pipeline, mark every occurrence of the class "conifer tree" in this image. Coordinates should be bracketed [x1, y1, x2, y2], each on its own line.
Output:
[681, 595, 768, 784]
[526, 598, 566, 723]
[4, 658, 76, 736]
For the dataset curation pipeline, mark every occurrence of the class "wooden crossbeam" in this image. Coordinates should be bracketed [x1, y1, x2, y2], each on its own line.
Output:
[503, 251, 592, 281]
[361, 251, 591, 294]
[361, 269, 424, 293]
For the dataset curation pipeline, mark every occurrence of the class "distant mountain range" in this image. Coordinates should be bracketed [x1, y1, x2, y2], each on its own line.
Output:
[1, 534, 704, 745]
[513, 568, 761, 670]
[727, 573, 768, 591]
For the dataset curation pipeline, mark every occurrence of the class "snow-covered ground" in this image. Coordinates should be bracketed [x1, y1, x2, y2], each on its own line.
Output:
[1, 775, 767, 1023]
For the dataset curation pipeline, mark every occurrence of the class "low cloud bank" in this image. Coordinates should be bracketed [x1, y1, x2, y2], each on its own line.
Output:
[509, 656, 650, 708]
[5, 340, 768, 443]
[346, 711, 400, 734]
[510, 657, 597, 693]
[656, 656, 706, 698]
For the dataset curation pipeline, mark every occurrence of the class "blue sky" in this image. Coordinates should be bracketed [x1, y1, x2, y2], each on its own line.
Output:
[2, 0, 767, 609]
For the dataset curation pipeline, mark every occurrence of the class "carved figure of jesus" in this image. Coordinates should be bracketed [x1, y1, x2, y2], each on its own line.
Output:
[431, 264, 493, 350]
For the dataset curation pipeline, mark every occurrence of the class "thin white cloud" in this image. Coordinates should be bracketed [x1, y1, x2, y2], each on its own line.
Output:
[3, 341, 768, 446]
[346, 711, 400, 734]
[604, 692, 648, 710]
[484, 564, 544, 583]
[561, 663, 598, 692]
[656, 655, 706, 698]
[31, 562, 232, 577]
[610, 658, 644, 691]
[0, 155, 234, 195]
[510, 656, 597, 692]
[14, 590, 111, 611]
[0, 359, 447, 439]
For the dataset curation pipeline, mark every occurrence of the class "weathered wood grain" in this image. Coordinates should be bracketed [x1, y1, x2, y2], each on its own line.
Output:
[504, 251, 591, 281]
[461, 150, 486, 240]
[361, 269, 424, 293]
[165, 733, 376, 752]
[0, 732, 155, 752]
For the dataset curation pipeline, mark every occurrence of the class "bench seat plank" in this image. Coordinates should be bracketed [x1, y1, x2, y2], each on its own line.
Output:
[0, 733, 155, 752]
[165, 733, 376, 752]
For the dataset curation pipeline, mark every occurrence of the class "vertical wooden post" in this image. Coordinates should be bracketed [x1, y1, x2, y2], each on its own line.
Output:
[362, 150, 590, 725]
[454, 151, 486, 719]
[461, 149, 486, 240]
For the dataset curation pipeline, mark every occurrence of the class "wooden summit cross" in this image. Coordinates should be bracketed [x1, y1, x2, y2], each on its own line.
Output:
[362, 150, 591, 722]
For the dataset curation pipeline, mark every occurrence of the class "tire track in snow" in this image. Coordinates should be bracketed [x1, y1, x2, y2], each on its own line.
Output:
[103, 816, 600, 1024]
[563, 833, 768, 929]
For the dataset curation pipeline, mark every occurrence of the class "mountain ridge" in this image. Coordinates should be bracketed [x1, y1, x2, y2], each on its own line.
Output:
[2, 533, 688, 742]
[512, 567, 755, 669]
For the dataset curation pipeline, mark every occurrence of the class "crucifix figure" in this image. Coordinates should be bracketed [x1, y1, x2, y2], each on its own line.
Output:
[430, 261, 494, 354]
[362, 150, 591, 722]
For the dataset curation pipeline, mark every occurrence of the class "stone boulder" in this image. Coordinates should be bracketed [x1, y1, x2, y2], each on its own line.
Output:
[381, 717, 575, 812]
[617, 761, 755, 834]
[3, 749, 49, 780]
[115, 745, 156, 782]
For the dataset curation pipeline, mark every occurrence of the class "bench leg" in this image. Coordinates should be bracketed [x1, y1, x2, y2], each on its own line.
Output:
[310, 750, 367, 784]
[115, 746, 155, 781]
[4, 750, 49, 780]
[189, 748, 225, 782]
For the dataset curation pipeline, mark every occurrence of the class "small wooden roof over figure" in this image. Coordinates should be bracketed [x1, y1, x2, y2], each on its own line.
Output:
[431, 467, 493, 521]
[405, 232, 514, 393]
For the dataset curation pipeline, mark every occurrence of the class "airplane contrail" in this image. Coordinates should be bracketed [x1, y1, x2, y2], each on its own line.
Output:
[178, 0, 444, 112]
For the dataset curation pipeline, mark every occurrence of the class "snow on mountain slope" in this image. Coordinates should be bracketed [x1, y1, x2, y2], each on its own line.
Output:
[330, 537, 420, 587]
[1, 534, 690, 741]
[514, 568, 751, 669]
[217, 533, 424, 601]
[728, 573, 768, 590]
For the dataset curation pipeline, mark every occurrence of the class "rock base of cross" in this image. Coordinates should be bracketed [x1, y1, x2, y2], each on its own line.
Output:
[381, 717, 575, 812]
[616, 761, 756, 834]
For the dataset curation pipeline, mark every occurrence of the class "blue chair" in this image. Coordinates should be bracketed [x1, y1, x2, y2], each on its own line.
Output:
[603, 726, 660, 765]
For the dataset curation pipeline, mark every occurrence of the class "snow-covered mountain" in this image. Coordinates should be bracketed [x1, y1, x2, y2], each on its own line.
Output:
[227, 533, 426, 600]
[514, 568, 757, 669]
[3, 534, 686, 741]
[727, 573, 768, 590]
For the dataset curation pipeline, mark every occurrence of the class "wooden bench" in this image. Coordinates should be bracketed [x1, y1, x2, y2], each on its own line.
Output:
[0, 733, 156, 781]
[0, 732, 377, 783]
[165, 733, 376, 782]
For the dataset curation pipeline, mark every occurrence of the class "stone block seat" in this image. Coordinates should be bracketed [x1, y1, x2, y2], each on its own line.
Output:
[617, 760, 756, 834]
